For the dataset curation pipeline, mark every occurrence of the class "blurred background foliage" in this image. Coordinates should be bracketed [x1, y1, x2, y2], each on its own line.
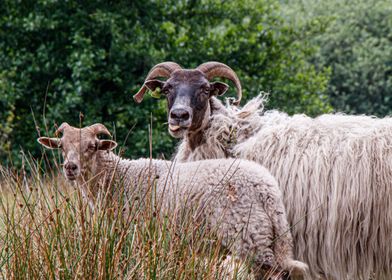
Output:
[0, 0, 390, 167]
[282, 0, 392, 115]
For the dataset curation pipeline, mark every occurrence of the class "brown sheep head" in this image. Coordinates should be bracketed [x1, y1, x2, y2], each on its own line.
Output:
[37, 123, 117, 181]
[134, 62, 242, 138]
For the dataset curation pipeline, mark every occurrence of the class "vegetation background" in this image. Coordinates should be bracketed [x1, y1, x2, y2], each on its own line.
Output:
[0, 0, 391, 278]
[0, 0, 391, 166]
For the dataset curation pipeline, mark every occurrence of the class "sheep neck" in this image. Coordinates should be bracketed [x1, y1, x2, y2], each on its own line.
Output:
[72, 151, 167, 212]
[186, 130, 205, 151]
[184, 98, 216, 151]
[73, 151, 116, 205]
[79, 151, 168, 199]
[175, 96, 266, 162]
[185, 97, 231, 152]
[94, 151, 152, 187]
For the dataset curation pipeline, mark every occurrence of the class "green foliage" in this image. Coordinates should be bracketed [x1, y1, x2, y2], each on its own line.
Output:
[0, 0, 331, 166]
[282, 0, 392, 116]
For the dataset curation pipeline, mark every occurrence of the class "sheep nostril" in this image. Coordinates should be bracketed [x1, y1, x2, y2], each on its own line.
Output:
[171, 109, 190, 122]
[65, 163, 78, 171]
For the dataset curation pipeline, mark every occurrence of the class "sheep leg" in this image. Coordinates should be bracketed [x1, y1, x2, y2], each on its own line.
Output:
[262, 191, 309, 280]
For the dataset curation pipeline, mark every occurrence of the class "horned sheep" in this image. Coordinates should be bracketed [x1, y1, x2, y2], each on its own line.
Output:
[37, 122, 309, 280]
[134, 61, 392, 280]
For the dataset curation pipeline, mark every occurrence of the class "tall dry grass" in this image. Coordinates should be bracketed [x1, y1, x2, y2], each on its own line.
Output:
[0, 153, 255, 280]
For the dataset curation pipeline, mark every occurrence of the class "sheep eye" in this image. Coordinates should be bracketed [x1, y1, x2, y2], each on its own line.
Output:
[200, 87, 210, 95]
[88, 144, 96, 151]
[162, 85, 174, 95]
[161, 88, 170, 95]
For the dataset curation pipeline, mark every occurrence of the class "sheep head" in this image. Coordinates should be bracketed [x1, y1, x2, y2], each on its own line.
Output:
[37, 123, 117, 181]
[134, 61, 242, 138]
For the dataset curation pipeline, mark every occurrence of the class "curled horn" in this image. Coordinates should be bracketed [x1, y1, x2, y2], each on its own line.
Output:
[88, 123, 112, 137]
[55, 122, 70, 137]
[133, 62, 182, 103]
[197, 61, 242, 105]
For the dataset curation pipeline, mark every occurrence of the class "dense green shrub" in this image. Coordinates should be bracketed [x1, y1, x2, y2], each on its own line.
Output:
[0, 0, 331, 166]
[283, 0, 392, 116]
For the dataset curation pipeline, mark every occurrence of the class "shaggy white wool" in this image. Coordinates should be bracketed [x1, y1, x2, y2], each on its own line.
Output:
[234, 112, 392, 280]
[84, 152, 309, 279]
[175, 95, 266, 162]
[175, 94, 392, 279]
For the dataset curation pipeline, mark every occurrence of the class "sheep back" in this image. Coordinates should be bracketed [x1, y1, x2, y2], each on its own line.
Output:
[233, 112, 392, 279]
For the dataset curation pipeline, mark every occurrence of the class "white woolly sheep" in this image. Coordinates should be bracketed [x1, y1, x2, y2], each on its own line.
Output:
[37, 122, 309, 280]
[135, 61, 392, 280]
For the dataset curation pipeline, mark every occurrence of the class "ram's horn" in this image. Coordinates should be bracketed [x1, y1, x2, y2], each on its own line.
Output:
[133, 62, 182, 103]
[197, 61, 242, 105]
[88, 123, 111, 137]
[55, 122, 71, 136]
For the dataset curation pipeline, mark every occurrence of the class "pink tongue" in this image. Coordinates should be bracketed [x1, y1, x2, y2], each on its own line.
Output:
[169, 124, 181, 131]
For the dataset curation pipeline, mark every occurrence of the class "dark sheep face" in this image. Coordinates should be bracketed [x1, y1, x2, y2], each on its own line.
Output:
[145, 70, 229, 138]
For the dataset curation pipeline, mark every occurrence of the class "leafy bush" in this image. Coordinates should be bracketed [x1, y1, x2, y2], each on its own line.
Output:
[0, 0, 331, 166]
[282, 0, 392, 116]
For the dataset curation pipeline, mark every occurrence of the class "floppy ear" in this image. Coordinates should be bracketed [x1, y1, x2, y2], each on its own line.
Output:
[37, 137, 61, 149]
[98, 140, 118, 151]
[144, 79, 165, 92]
[210, 81, 229, 96]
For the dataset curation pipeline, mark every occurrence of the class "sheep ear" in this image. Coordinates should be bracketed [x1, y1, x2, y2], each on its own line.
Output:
[37, 137, 61, 149]
[144, 79, 165, 92]
[98, 140, 117, 151]
[210, 82, 229, 96]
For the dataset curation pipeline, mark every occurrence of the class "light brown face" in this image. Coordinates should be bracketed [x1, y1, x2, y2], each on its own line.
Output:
[37, 123, 117, 181]
[59, 128, 101, 180]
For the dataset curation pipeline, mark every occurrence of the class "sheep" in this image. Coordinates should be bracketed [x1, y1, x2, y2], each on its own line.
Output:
[37, 122, 309, 280]
[134, 61, 392, 280]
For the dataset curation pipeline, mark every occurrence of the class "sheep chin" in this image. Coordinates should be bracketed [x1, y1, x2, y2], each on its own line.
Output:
[168, 126, 188, 138]
[64, 172, 77, 181]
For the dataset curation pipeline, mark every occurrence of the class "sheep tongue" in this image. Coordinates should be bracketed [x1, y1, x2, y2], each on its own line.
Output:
[169, 124, 181, 131]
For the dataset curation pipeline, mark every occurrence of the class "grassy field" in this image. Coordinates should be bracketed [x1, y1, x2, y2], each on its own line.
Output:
[0, 155, 259, 280]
